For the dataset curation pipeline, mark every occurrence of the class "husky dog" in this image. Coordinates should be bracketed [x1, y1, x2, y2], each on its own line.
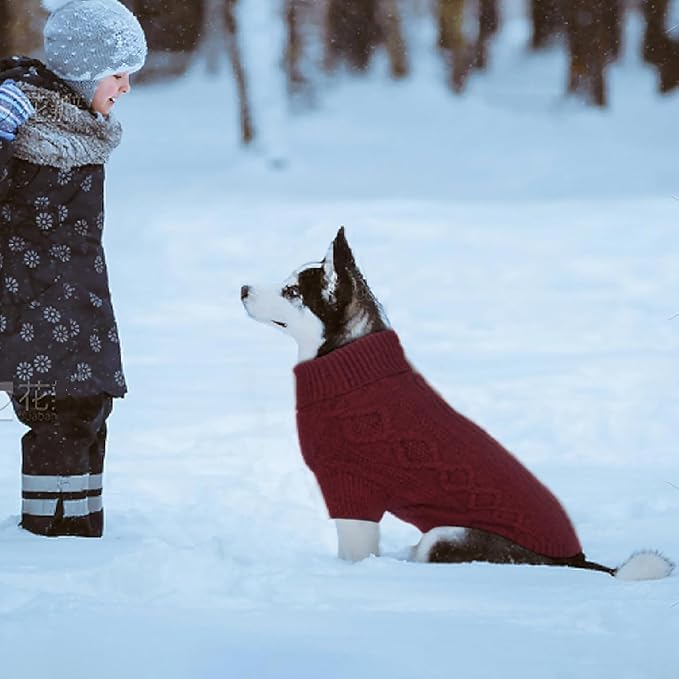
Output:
[241, 228, 673, 581]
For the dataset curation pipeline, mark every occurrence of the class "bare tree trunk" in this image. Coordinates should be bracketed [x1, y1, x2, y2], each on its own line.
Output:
[284, 0, 307, 95]
[224, 0, 254, 144]
[643, 0, 668, 65]
[0, 0, 10, 58]
[473, 0, 498, 69]
[324, 0, 382, 73]
[565, 0, 622, 107]
[129, 0, 204, 52]
[202, 0, 227, 75]
[437, 0, 464, 52]
[530, 0, 563, 50]
[437, 0, 472, 93]
[377, 0, 408, 78]
[642, 0, 679, 92]
[5, 0, 46, 56]
[124, 0, 203, 83]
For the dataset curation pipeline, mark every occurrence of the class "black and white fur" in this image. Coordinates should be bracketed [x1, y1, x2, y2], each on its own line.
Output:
[241, 227, 674, 581]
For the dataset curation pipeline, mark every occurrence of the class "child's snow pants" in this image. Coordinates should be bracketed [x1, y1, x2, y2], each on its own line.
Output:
[11, 392, 113, 537]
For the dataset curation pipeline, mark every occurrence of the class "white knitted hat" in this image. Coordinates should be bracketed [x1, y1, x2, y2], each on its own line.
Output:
[43, 0, 147, 103]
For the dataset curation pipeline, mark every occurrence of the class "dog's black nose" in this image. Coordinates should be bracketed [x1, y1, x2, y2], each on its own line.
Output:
[240, 285, 250, 300]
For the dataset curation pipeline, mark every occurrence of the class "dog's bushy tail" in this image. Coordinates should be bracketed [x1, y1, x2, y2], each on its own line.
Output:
[612, 551, 674, 581]
[577, 550, 674, 580]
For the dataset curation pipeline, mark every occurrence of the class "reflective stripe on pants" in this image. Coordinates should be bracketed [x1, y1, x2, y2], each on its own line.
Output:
[22, 495, 103, 518]
[22, 473, 103, 494]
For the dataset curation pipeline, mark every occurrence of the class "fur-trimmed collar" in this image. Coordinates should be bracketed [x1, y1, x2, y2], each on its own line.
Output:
[12, 83, 122, 170]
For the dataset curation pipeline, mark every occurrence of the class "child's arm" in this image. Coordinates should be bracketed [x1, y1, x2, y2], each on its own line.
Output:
[0, 80, 33, 202]
[0, 80, 34, 141]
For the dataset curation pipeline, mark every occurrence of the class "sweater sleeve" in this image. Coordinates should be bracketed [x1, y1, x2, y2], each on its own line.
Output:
[0, 136, 13, 203]
[315, 469, 387, 523]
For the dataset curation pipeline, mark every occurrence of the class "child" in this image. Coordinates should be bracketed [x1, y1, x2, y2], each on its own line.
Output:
[0, 0, 146, 537]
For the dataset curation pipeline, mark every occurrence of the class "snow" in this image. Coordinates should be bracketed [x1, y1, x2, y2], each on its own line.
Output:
[1, 4, 678, 677]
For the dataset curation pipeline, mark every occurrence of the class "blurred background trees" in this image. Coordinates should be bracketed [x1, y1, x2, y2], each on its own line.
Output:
[436, 0, 499, 91]
[564, 1, 622, 107]
[1, 0, 45, 55]
[0, 0, 677, 144]
[642, 0, 679, 91]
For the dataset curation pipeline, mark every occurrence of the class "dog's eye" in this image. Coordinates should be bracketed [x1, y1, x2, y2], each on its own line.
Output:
[282, 285, 300, 300]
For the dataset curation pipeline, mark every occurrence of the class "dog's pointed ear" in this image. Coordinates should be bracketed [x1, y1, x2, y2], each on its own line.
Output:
[322, 226, 354, 303]
[331, 226, 356, 280]
[322, 236, 338, 291]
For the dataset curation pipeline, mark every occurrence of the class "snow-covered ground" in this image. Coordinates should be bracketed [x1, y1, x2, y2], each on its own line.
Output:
[1, 5, 678, 677]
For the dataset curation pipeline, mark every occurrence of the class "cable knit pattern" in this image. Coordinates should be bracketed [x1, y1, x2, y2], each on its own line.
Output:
[295, 331, 582, 559]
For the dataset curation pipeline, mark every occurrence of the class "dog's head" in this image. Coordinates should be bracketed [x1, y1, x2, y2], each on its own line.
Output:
[241, 227, 387, 361]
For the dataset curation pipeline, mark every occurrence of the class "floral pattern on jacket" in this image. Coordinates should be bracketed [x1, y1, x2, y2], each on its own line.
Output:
[0, 58, 126, 398]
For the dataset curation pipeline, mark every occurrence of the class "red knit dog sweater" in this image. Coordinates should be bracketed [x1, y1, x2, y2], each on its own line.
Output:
[294, 331, 582, 559]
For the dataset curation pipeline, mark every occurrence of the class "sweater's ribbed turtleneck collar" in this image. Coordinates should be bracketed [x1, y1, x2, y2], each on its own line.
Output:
[294, 330, 411, 408]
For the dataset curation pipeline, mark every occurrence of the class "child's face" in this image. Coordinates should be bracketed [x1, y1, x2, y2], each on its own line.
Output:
[91, 73, 131, 115]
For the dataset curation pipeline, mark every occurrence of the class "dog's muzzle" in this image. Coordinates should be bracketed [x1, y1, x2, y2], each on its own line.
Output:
[240, 285, 250, 301]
